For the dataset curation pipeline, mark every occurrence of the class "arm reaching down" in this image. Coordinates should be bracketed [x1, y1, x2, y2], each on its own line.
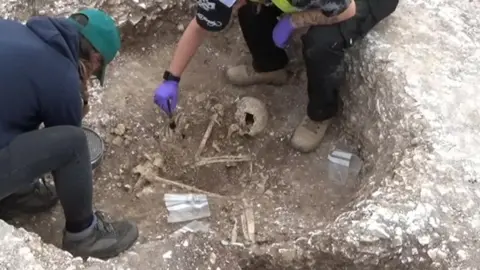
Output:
[154, 0, 233, 115]
[168, 19, 209, 77]
[168, 0, 233, 77]
[291, 0, 356, 28]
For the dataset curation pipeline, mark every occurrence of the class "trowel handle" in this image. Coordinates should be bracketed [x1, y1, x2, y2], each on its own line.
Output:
[166, 99, 173, 118]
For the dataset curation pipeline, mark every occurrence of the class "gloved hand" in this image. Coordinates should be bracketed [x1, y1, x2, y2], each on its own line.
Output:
[154, 81, 179, 116]
[272, 15, 295, 49]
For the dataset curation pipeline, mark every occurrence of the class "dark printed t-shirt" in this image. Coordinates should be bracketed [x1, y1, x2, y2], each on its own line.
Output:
[195, 0, 233, 32]
[195, 0, 352, 32]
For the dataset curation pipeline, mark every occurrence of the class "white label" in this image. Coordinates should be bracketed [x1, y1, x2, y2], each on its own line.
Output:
[328, 150, 353, 167]
[328, 155, 350, 167]
[197, 0, 216, 11]
[196, 13, 223, 27]
[331, 150, 352, 160]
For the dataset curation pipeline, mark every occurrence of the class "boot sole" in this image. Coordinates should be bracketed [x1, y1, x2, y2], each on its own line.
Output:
[229, 79, 288, 87]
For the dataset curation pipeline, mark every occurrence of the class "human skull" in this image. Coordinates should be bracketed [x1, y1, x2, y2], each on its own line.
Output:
[234, 97, 268, 136]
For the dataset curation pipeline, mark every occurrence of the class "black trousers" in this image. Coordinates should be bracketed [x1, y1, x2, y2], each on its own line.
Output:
[0, 126, 93, 224]
[237, 0, 398, 121]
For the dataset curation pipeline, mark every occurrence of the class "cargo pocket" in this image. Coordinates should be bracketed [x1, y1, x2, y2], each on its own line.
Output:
[339, 0, 399, 47]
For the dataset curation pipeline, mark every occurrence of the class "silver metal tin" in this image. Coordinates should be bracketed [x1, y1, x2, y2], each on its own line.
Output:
[82, 127, 105, 169]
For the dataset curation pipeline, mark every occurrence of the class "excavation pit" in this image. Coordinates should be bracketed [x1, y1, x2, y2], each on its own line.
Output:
[1, 0, 479, 269]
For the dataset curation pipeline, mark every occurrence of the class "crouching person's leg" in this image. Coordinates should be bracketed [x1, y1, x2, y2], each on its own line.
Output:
[0, 126, 138, 259]
[290, 25, 346, 153]
[290, 0, 399, 153]
[226, 3, 289, 86]
[0, 168, 59, 216]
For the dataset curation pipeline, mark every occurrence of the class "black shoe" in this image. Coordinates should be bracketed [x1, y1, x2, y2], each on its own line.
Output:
[62, 211, 139, 260]
[0, 178, 58, 219]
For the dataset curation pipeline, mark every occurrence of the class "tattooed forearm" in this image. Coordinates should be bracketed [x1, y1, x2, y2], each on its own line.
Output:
[291, 10, 340, 28]
[290, 1, 356, 28]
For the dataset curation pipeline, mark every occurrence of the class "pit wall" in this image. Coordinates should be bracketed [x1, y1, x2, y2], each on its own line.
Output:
[307, 0, 479, 269]
[1, 0, 479, 269]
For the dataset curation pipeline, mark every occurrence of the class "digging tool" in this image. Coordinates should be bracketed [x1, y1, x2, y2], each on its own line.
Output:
[167, 99, 176, 130]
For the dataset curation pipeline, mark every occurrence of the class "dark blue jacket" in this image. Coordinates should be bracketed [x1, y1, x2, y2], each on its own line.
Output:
[0, 17, 83, 149]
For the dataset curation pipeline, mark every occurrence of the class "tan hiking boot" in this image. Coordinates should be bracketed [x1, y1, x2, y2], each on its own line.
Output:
[225, 65, 288, 86]
[291, 116, 332, 153]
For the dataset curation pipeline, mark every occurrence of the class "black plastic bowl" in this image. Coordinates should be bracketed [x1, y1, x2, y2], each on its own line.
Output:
[82, 127, 105, 169]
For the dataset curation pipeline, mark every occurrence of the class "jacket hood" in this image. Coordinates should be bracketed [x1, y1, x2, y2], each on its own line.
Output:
[25, 16, 80, 66]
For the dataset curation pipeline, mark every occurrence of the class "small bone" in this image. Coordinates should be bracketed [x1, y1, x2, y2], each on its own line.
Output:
[132, 163, 154, 192]
[257, 172, 269, 194]
[161, 123, 173, 139]
[240, 213, 249, 242]
[132, 177, 148, 193]
[231, 218, 238, 244]
[152, 176, 227, 198]
[150, 174, 228, 199]
[195, 155, 251, 167]
[161, 112, 185, 141]
[243, 198, 256, 243]
[212, 141, 221, 152]
[211, 103, 224, 116]
[195, 113, 218, 159]
[133, 161, 231, 198]
[227, 124, 240, 139]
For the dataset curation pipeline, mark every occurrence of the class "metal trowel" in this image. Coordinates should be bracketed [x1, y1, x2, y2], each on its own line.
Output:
[167, 99, 176, 130]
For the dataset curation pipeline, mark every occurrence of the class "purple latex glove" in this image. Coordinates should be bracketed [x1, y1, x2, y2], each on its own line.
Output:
[272, 15, 295, 48]
[154, 81, 179, 116]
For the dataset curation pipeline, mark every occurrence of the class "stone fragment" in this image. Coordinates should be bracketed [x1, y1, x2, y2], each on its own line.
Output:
[113, 124, 126, 136]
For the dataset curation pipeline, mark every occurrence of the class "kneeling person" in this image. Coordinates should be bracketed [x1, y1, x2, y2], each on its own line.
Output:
[0, 9, 138, 259]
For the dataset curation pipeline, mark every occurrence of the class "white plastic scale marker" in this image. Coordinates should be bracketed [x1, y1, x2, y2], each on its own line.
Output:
[327, 150, 353, 167]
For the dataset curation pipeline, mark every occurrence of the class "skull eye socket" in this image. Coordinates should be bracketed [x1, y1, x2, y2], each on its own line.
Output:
[245, 113, 255, 126]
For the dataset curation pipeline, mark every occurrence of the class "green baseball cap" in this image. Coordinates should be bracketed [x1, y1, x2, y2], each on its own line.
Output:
[69, 8, 121, 85]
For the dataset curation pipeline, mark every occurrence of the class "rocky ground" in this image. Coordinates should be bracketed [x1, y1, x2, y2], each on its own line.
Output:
[4, 15, 362, 266]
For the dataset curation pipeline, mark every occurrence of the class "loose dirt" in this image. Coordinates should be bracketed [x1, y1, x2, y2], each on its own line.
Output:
[7, 17, 360, 263]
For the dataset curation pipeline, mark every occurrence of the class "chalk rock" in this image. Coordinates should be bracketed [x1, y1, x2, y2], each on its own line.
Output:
[111, 234, 242, 269]
[0, 0, 192, 38]
[0, 219, 241, 270]
[305, 0, 480, 269]
[0, 219, 113, 269]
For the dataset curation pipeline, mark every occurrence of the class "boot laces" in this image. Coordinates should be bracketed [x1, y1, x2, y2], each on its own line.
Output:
[34, 177, 54, 197]
[94, 211, 115, 235]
